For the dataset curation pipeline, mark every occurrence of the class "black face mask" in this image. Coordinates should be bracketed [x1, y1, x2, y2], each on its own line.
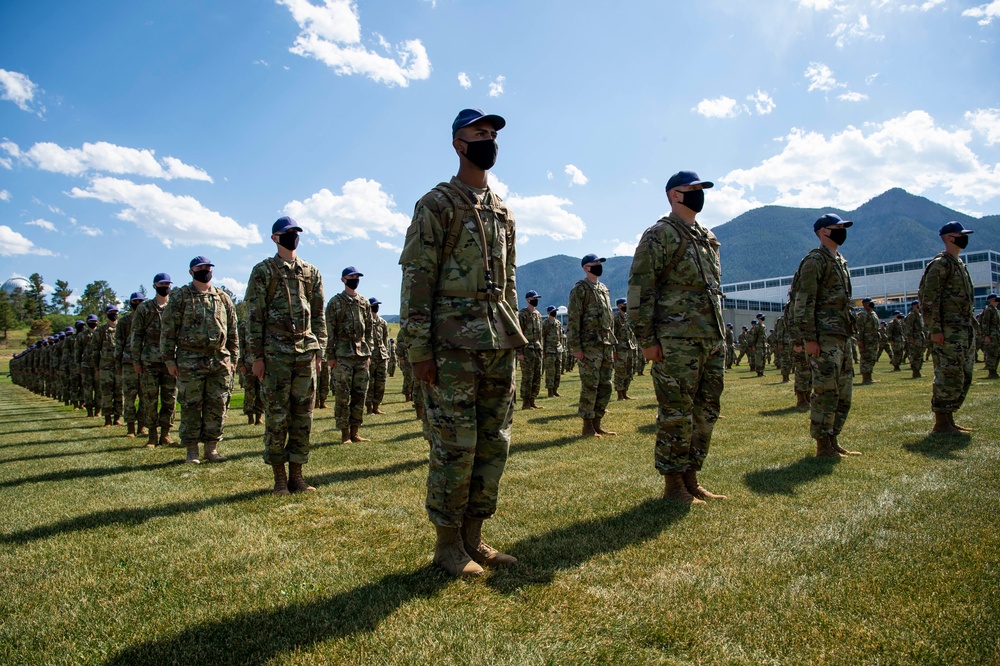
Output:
[828, 228, 847, 246]
[345, 278, 360, 290]
[953, 234, 969, 249]
[87, 322, 98, 329]
[588, 264, 603, 277]
[459, 138, 498, 171]
[155, 286, 171, 297]
[620, 305, 627, 313]
[75, 324, 85, 333]
[107, 312, 118, 322]
[131, 301, 143, 310]
[681, 189, 705, 213]
[193, 269, 213, 283]
[278, 232, 299, 251]
[371, 304, 379, 314]
[528, 299, 539, 307]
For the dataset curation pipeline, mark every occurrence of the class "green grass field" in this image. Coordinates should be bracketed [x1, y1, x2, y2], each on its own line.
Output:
[1, 349, 998, 665]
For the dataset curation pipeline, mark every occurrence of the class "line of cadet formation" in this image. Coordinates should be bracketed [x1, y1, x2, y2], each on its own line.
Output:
[7, 107, 1000, 580]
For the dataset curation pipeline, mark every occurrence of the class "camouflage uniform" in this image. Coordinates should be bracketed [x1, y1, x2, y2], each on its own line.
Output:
[399, 176, 519, 529]
[77, 325, 98, 413]
[388, 338, 397, 377]
[542, 314, 564, 392]
[237, 319, 264, 420]
[132, 298, 177, 433]
[562, 328, 574, 372]
[160, 284, 239, 452]
[736, 330, 748, 366]
[63, 330, 82, 406]
[878, 324, 890, 362]
[116, 307, 144, 429]
[94, 320, 123, 422]
[568, 279, 616, 420]
[887, 316, 905, 370]
[789, 245, 854, 442]
[724, 327, 735, 369]
[981, 301, 1000, 375]
[919, 252, 976, 414]
[325, 291, 373, 431]
[903, 307, 928, 376]
[856, 307, 881, 378]
[628, 212, 725, 475]
[774, 313, 792, 380]
[396, 332, 413, 399]
[316, 362, 330, 408]
[748, 321, 766, 375]
[244, 254, 326, 465]
[367, 312, 390, 411]
[517, 306, 543, 406]
[612, 306, 637, 394]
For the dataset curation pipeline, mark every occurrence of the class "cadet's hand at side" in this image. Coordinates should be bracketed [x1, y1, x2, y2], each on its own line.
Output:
[931, 333, 945, 346]
[413, 359, 437, 386]
[642, 344, 662, 363]
[805, 341, 821, 357]
[252, 359, 265, 380]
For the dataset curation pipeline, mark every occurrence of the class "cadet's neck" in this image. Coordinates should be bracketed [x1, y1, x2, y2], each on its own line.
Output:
[586, 273, 599, 284]
[944, 243, 960, 258]
[456, 165, 488, 190]
[277, 245, 296, 262]
[819, 237, 840, 255]
[192, 280, 211, 293]
[344, 288, 357, 297]
[155, 294, 168, 306]
[670, 205, 697, 226]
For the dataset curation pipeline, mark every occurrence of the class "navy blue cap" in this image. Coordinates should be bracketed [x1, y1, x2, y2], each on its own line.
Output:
[368, 297, 381, 305]
[87, 314, 99, 322]
[726, 323, 733, 327]
[894, 311, 903, 316]
[987, 293, 999, 301]
[153, 272, 172, 284]
[814, 213, 853, 231]
[75, 319, 85, 326]
[546, 305, 557, 313]
[616, 298, 626, 305]
[581, 253, 607, 266]
[910, 300, 920, 307]
[189, 256, 214, 269]
[525, 290, 539, 299]
[106, 304, 119, 313]
[342, 266, 363, 278]
[665, 170, 714, 192]
[64, 326, 73, 332]
[272, 216, 302, 235]
[862, 297, 873, 305]
[452, 108, 506, 136]
[129, 292, 145, 302]
[939, 221, 973, 236]
[756, 312, 765, 318]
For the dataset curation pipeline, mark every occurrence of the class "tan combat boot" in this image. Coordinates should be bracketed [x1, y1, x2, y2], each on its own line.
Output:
[912, 370, 921, 378]
[433, 525, 484, 578]
[126, 422, 136, 437]
[145, 426, 158, 449]
[593, 417, 616, 436]
[663, 473, 705, 505]
[553, 389, 561, 397]
[350, 424, 370, 442]
[203, 440, 227, 462]
[247, 414, 255, 425]
[461, 518, 517, 567]
[531, 398, 543, 410]
[830, 434, 861, 456]
[951, 413, 973, 433]
[581, 419, 602, 438]
[341, 428, 352, 445]
[136, 423, 146, 436]
[372, 403, 386, 415]
[272, 463, 290, 496]
[86, 406, 94, 418]
[159, 426, 174, 447]
[617, 390, 625, 401]
[288, 462, 316, 493]
[185, 444, 201, 464]
[521, 399, 532, 411]
[104, 414, 113, 427]
[547, 387, 555, 398]
[682, 469, 728, 500]
[815, 436, 841, 458]
[255, 413, 263, 425]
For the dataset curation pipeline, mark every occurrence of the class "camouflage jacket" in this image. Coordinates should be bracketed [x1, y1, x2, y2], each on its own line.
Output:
[567, 279, 616, 353]
[371, 315, 389, 360]
[747, 323, 765, 349]
[542, 315, 564, 353]
[981, 303, 1000, 339]
[395, 328, 410, 369]
[131, 298, 168, 366]
[399, 176, 520, 363]
[918, 252, 975, 337]
[114, 310, 137, 369]
[160, 284, 239, 364]
[612, 309, 637, 351]
[774, 314, 791, 347]
[60, 333, 77, 372]
[244, 254, 326, 362]
[737, 331, 748, 349]
[77, 327, 96, 368]
[325, 291, 373, 359]
[237, 319, 252, 369]
[902, 310, 927, 343]
[856, 309, 881, 348]
[725, 328, 735, 346]
[789, 245, 853, 341]
[518, 307, 543, 350]
[91, 322, 118, 370]
[627, 213, 724, 346]
[886, 318, 904, 342]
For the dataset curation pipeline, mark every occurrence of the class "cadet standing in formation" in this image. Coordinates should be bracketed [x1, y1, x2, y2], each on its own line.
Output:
[132, 272, 176, 447]
[749, 314, 766, 377]
[887, 311, 905, 371]
[982, 293, 1000, 379]
[79, 314, 100, 417]
[919, 222, 978, 434]
[724, 323, 736, 370]
[568, 253, 617, 438]
[116, 292, 146, 437]
[774, 307, 791, 383]
[237, 317, 264, 424]
[629, 170, 727, 504]
[387, 338, 396, 377]
[613, 297, 637, 400]
[367, 296, 389, 415]
[789, 213, 861, 458]
[399, 107, 520, 578]
[856, 297, 880, 384]
[161, 256, 239, 464]
[94, 304, 123, 427]
[325, 266, 373, 445]
[518, 289, 544, 410]
[542, 304, 563, 397]
[245, 216, 326, 495]
[903, 300, 928, 378]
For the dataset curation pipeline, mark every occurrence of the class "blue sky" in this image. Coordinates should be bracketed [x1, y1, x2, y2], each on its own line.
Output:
[2, 0, 999, 314]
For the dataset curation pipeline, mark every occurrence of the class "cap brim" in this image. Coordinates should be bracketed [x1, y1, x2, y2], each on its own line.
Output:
[456, 113, 506, 134]
[344, 273, 364, 278]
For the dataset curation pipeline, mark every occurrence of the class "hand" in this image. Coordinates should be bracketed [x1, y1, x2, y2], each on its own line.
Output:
[166, 364, 179, 377]
[805, 341, 821, 357]
[413, 359, 437, 386]
[133, 362, 142, 375]
[314, 355, 323, 373]
[573, 351, 584, 361]
[252, 359, 265, 380]
[931, 333, 945, 346]
[517, 354, 524, 361]
[327, 358, 337, 369]
[793, 345, 803, 353]
[642, 344, 662, 362]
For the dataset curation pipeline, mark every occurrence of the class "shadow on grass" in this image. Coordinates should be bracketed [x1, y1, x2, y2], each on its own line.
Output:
[758, 405, 807, 417]
[0, 445, 138, 465]
[0, 459, 190, 489]
[638, 423, 657, 434]
[524, 412, 578, 425]
[743, 456, 839, 495]
[510, 434, 581, 456]
[903, 433, 971, 460]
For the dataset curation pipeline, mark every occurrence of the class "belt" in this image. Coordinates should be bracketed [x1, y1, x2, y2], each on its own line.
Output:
[436, 289, 502, 302]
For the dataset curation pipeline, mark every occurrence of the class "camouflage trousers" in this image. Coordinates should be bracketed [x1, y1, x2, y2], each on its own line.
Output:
[576, 345, 614, 420]
[793, 349, 812, 395]
[725, 344, 735, 368]
[176, 354, 231, 446]
[81, 367, 99, 410]
[564, 351, 575, 372]
[752, 348, 765, 374]
[735, 348, 745, 365]
[543, 350, 562, 389]
[777, 347, 792, 377]
[69, 371, 82, 403]
[519, 348, 542, 402]
[316, 363, 330, 406]
[635, 351, 647, 375]
[333, 356, 369, 429]
[121, 364, 144, 426]
[909, 340, 926, 374]
[140, 362, 177, 430]
[388, 354, 396, 377]
[262, 351, 316, 465]
[859, 343, 878, 376]
[652, 338, 725, 475]
[425, 348, 515, 528]
[984, 341, 1000, 374]
[99, 367, 123, 418]
[367, 356, 388, 408]
[243, 370, 264, 416]
[613, 348, 635, 391]
[809, 336, 853, 440]
[890, 340, 905, 368]
[401, 363, 413, 398]
[931, 329, 974, 414]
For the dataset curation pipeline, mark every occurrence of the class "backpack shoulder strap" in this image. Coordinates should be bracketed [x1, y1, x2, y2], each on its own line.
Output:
[657, 217, 690, 283]
[430, 182, 471, 268]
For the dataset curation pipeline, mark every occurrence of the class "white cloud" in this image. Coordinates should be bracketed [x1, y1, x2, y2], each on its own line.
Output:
[376, 240, 402, 253]
[796, 0, 838, 9]
[26, 218, 56, 232]
[805, 62, 845, 92]
[0, 157, 10, 170]
[0, 225, 55, 256]
[693, 96, 742, 118]
[457, 71, 471, 89]
[77, 225, 102, 237]
[747, 90, 776, 115]
[612, 233, 642, 257]
[0, 189, 10, 201]
[0, 69, 42, 114]
[838, 91, 868, 102]
[699, 184, 764, 228]
[900, 0, 944, 10]
[489, 175, 586, 242]
[216, 277, 247, 298]
[830, 13, 884, 48]
[963, 0, 1000, 24]
[966, 108, 1000, 145]
[865, 73, 879, 85]
[720, 110, 1000, 213]
[281, 178, 410, 243]
[564, 164, 588, 186]
[278, 0, 431, 87]
[488, 75, 505, 97]
[546, 171, 554, 180]
[4, 140, 212, 182]
[68, 177, 261, 249]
